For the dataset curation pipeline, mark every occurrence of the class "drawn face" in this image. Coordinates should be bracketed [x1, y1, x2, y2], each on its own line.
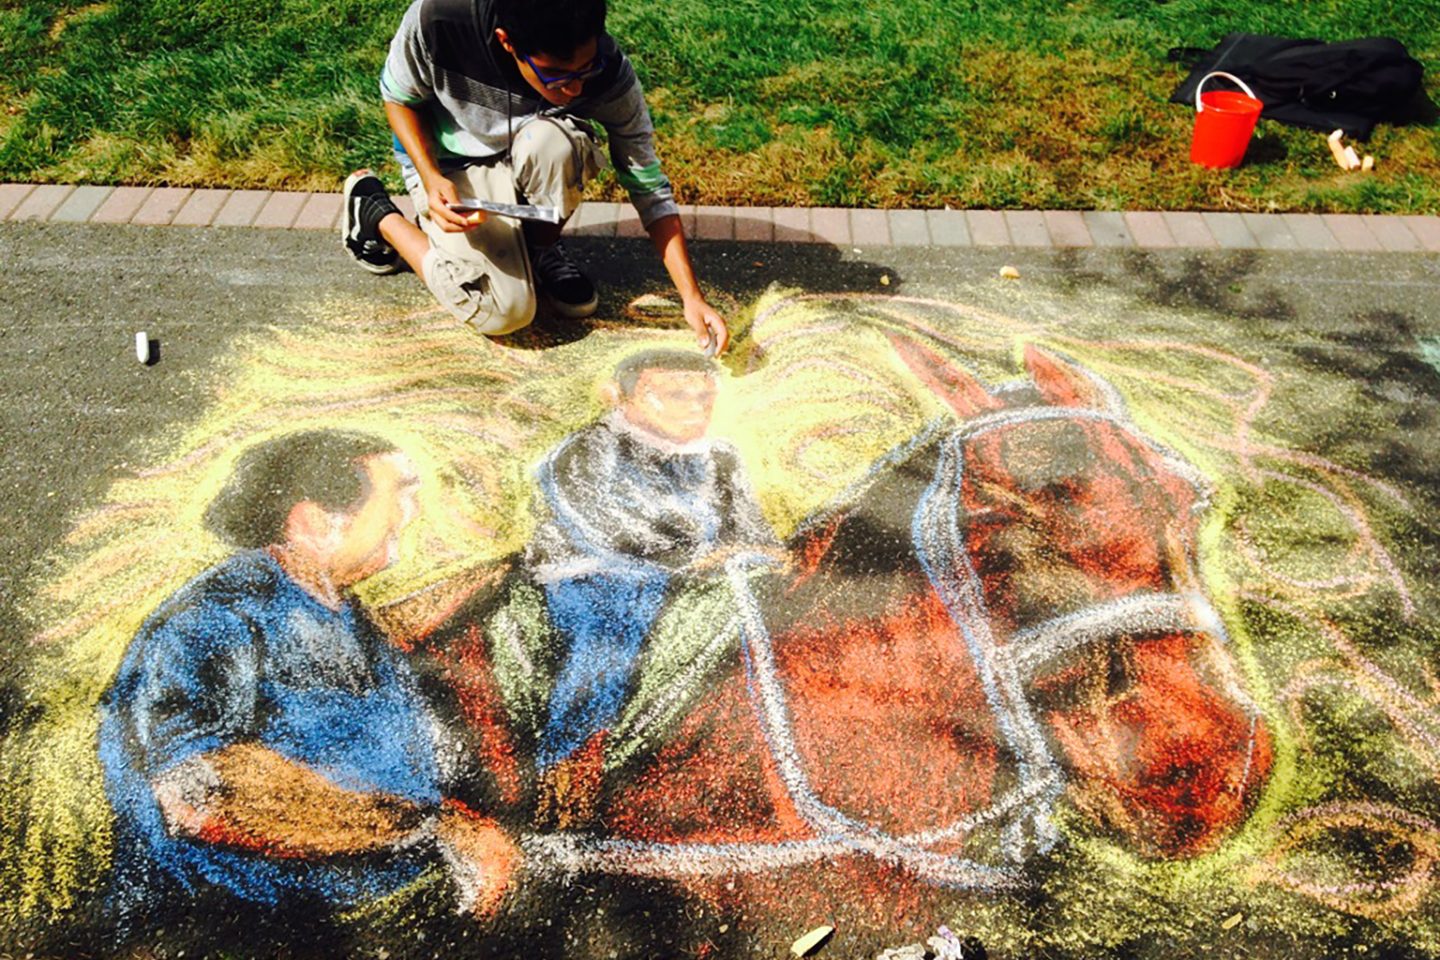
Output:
[620, 369, 718, 445]
[327, 451, 421, 587]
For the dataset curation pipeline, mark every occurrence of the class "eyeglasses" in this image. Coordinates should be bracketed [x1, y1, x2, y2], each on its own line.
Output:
[519, 51, 607, 90]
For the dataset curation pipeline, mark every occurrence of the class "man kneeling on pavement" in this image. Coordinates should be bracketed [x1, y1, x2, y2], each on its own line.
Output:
[341, 0, 729, 354]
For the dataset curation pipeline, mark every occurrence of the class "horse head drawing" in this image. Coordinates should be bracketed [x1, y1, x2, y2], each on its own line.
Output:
[909, 334, 1270, 857]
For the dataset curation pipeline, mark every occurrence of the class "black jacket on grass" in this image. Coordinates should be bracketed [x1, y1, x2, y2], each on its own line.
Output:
[1170, 34, 1428, 139]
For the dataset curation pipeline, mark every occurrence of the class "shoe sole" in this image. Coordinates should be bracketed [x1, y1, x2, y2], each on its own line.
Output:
[546, 291, 600, 320]
[341, 170, 403, 276]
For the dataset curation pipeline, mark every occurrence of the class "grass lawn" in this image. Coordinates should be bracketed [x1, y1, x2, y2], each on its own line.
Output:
[1, 0, 1437, 212]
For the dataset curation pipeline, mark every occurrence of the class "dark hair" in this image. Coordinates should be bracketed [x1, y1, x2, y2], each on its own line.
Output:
[613, 349, 716, 397]
[203, 430, 398, 550]
[492, 0, 606, 59]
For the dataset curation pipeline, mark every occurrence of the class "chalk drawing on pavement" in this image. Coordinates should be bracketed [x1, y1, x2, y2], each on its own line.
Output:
[1, 286, 1435, 957]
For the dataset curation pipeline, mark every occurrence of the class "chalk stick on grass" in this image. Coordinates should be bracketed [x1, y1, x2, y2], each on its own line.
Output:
[1327, 130, 1351, 170]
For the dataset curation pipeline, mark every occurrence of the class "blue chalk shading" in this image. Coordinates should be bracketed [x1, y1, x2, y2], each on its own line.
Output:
[537, 571, 670, 770]
[527, 412, 784, 772]
[98, 550, 444, 915]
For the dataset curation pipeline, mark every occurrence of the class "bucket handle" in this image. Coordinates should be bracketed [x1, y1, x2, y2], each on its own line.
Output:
[1195, 71, 1259, 113]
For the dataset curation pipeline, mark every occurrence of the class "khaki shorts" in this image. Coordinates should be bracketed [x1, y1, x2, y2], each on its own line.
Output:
[403, 116, 604, 335]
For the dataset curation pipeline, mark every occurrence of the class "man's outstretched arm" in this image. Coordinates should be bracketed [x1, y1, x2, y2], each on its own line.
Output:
[583, 50, 729, 355]
[647, 213, 730, 355]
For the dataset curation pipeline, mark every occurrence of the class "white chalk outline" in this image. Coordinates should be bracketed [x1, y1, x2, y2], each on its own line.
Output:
[519, 405, 1265, 887]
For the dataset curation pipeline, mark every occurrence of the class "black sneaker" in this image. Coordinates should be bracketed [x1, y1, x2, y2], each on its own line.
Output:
[532, 242, 598, 318]
[341, 170, 402, 275]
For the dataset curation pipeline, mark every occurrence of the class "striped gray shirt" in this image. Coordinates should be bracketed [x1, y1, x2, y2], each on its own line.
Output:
[381, 0, 679, 226]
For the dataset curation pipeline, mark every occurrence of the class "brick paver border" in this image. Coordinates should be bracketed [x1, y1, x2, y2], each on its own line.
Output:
[2, 183, 1437, 253]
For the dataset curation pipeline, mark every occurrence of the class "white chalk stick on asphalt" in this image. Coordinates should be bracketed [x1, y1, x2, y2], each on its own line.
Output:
[135, 331, 150, 364]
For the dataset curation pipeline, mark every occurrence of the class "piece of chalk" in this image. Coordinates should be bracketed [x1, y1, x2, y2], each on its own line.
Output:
[135, 331, 150, 364]
[999, 265, 1021, 280]
[1343, 145, 1362, 170]
[1361, 155, 1375, 172]
[1326, 131, 1351, 170]
[791, 925, 834, 957]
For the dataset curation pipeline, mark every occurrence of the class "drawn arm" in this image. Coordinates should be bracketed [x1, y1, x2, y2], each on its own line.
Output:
[687, 445, 787, 573]
[152, 741, 420, 856]
[130, 602, 517, 909]
[127, 605, 425, 855]
[155, 742, 514, 910]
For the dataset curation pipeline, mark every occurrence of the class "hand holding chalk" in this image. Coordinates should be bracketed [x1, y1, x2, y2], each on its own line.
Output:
[686, 297, 729, 358]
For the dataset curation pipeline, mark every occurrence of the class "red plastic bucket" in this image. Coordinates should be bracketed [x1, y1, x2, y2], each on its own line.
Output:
[1190, 72, 1264, 169]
